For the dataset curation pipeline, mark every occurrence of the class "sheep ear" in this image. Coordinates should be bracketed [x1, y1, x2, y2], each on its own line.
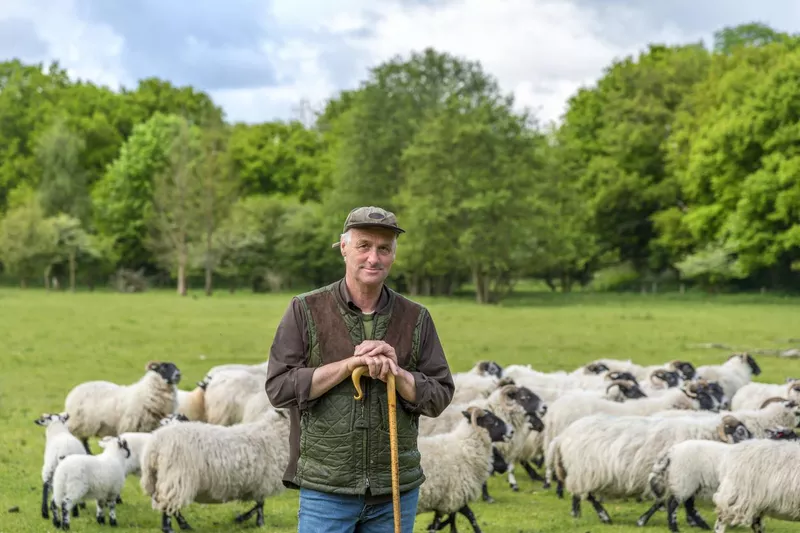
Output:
[146, 361, 160, 371]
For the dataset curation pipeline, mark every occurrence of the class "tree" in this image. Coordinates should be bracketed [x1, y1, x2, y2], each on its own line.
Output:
[0, 196, 58, 288]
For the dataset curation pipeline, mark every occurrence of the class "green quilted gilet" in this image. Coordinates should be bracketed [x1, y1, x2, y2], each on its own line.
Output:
[292, 281, 427, 496]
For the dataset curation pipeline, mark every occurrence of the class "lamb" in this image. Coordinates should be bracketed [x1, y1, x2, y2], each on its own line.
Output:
[712, 437, 800, 532]
[140, 407, 291, 533]
[645, 422, 800, 532]
[50, 436, 131, 530]
[730, 378, 800, 411]
[201, 368, 267, 426]
[694, 352, 761, 401]
[109, 413, 190, 478]
[550, 399, 800, 525]
[63, 361, 182, 453]
[174, 377, 210, 421]
[35, 413, 87, 520]
[416, 406, 514, 533]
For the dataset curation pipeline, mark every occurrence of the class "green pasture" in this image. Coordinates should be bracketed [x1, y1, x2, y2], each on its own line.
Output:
[2, 287, 800, 532]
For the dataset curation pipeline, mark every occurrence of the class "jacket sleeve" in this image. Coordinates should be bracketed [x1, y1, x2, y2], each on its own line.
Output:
[398, 308, 455, 418]
[265, 298, 317, 411]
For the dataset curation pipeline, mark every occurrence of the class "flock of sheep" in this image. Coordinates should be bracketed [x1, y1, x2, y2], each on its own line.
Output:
[33, 352, 800, 532]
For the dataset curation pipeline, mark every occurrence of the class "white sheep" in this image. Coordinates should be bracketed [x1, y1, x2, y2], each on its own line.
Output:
[694, 352, 761, 401]
[639, 369, 684, 396]
[416, 406, 514, 532]
[64, 361, 182, 453]
[50, 436, 131, 530]
[450, 372, 507, 405]
[549, 399, 800, 525]
[202, 368, 266, 426]
[576, 358, 697, 382]
[140, 408, 290, 533]
[712, 437, 800, 531]
[542, 382, 718, 490]
[174, 377, 210, 421]
[204, 361, 268, 378]
[106, 413, 190, 478]
[730, 378, 800, 411]
[643, 421, 800, 532]
[35, 412, 87, 521]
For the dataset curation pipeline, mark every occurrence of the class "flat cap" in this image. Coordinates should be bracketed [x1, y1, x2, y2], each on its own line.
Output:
[331, 206, 405, 248]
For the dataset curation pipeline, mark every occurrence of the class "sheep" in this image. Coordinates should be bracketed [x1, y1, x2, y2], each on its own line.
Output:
[711, 437, 800, 532]
[641, 415, 754, 531]
[462, 360, 504, 379]
[174, 377, 210, 421]
[694, 352, 761, 401]
[644, 421, 800, 532]
[730, 378, 800, 411]
[542, 382, 718, 491]
[202, 368, 267, 426]
[140, 407, 291, 533]
[35, 413, 87, 520]
[416, 406, 514, 533]
[241, 390, 275, 423]
[549, 413, 749, 525]
[108, 413, 190, 478]
[63, 361, 182, 453]
[450, 372, 509, 405]
[204, 361, 268, 378]
[50, 436, 131, 530]
[577, 359, 697, 382]
[550, 399, 800, 525]
[639, 369, 684, 396]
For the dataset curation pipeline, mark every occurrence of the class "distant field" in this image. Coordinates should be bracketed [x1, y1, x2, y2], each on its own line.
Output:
[3, 287, 800, 532]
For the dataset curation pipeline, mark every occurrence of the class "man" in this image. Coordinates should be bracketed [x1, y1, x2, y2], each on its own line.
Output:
[265, 206, 454, 533]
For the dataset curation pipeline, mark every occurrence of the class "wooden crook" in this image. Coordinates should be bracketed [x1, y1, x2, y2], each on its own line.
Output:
[351, 365, 400, 533]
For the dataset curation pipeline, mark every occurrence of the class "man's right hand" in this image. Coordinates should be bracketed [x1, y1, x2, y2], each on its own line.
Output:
[345, 354, 398, 382]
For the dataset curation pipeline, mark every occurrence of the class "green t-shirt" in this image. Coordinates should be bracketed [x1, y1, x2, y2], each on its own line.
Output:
[362, 312, 375, 340]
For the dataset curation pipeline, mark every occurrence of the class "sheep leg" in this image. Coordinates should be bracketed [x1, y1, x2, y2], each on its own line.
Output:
[481, 481, 495, 503]
[81, 438, 92, 455]
[507, 463, 519, 491]
[42, 481, 50, 519]
[79, 502, 86, 509]
[457, 504, 481, 533]
[108, 499, 117, 527]
[635, 500, 664, 526]
[161, 513, 175, 533]
[751, 516, 764, 533]
[60, 498, 72, 530]
[684, 497, 710, 530]
[666, 496, 680, 532]
[51, 499, 61, 528]
[521, 461, 545, 482]
[71, 504, 79, 518]
[116, 495, 123, 504]
[570, 495, 581, 518]
[588, 493, 612, 524]
[173, 512, 192, 530]
[426, 511, 444, 532]
[233, 499, 264, 525]
[556, 479, 564, 499]
[96, 498, 106, 525]
[713, 518, 726, 533]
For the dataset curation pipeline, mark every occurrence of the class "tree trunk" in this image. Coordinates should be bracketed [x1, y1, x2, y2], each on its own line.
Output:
[560, 272, 572, 293]
[20, 277, 27, 289]
[44, 266, 51, 290]
[69, 250, 76, 292]
[473, 266, 490, 304]
[177, 240, 188, 297]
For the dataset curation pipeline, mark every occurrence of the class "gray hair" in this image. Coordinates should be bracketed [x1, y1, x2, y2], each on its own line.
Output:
[340, 229, 397, 252]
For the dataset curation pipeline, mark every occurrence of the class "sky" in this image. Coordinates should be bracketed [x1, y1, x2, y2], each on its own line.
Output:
[2, 0, 799, 127]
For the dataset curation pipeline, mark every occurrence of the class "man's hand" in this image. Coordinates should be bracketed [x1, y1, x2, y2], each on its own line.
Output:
[354, 340, 397, 365]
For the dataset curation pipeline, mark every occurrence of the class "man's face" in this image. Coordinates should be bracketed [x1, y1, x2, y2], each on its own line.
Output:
[342, 227, 396, 286]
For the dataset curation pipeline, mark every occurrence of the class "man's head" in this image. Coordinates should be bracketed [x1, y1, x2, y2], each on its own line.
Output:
[334, 206, 404, 287]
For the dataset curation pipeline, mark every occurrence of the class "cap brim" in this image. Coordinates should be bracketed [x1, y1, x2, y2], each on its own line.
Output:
[345, 222, 405, 234]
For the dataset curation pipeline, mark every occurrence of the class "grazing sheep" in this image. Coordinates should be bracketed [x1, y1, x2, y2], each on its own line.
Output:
[140, 408, 290, 533]
[50, 436, 131, 530]
[64, 361, 181, 453]
[35, 413, 87, 520]
[694, 352, 761, 401]
[731, 378, 800, 411]
[202, 368, 266, 426]
[174, 377, 210, 421]
[712, 437, 800, 532]
[550, 413, 749, 525]
[416, 406, 514, 533]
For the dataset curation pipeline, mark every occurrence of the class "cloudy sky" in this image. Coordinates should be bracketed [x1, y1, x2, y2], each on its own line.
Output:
[3, 0, 798, 126]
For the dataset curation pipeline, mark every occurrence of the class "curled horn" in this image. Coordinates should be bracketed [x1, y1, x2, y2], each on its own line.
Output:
[651, 369, 667, 384]
[760, 396, 787, 409]
[606, 380, 627, 394]
[470, 406, 483, 427]
[717, 415, 740, 441]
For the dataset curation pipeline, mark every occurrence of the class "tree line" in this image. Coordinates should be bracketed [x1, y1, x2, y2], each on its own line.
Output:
[0, 22, 798, 303]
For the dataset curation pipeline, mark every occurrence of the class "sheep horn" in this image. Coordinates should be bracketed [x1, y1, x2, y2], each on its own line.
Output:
[606, 380, 627, 394]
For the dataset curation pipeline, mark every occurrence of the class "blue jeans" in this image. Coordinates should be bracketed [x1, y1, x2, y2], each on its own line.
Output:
[297, 487, 419, 533]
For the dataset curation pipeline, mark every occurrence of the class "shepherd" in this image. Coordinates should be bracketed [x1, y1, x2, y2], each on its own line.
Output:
[265, 205, 455, 533]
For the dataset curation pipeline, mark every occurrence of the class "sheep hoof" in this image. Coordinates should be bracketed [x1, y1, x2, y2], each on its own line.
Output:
[110, 518, 117, 527]
[510, 483, 519, 492]
[97, 515, 105, 525]
[115, 496, 123, 504]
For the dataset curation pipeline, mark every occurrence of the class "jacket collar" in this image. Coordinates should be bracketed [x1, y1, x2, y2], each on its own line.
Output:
[336, 278, 392, 315]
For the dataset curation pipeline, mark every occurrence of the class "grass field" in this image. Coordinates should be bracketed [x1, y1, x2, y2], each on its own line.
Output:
[3, 286, 800, 533]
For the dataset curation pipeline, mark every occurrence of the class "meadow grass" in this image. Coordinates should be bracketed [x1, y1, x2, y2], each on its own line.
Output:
[3, 286, 800, 532]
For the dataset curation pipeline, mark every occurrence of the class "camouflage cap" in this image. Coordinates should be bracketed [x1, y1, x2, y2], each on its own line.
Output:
[331, 206, 405, 248]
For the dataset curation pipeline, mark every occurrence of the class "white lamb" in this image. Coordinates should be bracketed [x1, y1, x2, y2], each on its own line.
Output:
[50, 436, 131, 530]
[416, 406, 514, 533]
[202, 368, 267, 426]
[712, 437, 800, 532]
[64, 361, 182, 453]
[694, 352, 761, 401]
[35, 412, 87, 521]
[549, 399, 800, 525]
[731, 378, 800, 411]
[140, 408, 290, 533]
